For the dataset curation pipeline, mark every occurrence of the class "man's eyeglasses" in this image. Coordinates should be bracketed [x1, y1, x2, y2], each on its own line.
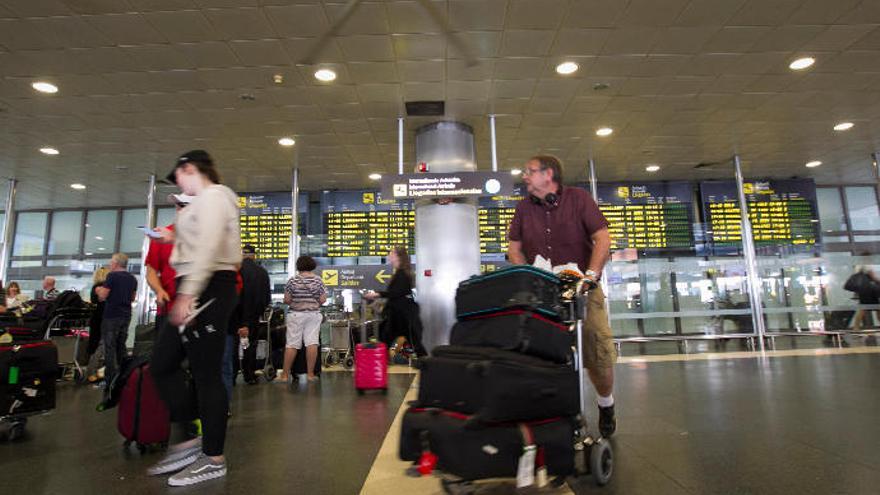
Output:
[522, 167, 546, 177]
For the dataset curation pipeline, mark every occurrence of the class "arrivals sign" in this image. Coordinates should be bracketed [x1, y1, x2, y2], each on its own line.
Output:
[381, 172, 514, 200]
[317, 265, 394, 292]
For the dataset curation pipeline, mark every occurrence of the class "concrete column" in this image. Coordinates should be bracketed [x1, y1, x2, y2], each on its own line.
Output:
[0, 178, 18, 285]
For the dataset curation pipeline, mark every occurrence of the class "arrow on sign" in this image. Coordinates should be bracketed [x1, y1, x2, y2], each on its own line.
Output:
[375, 269, 392, 285]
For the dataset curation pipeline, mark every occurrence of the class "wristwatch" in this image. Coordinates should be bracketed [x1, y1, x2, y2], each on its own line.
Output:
[584, 269, 599, 280]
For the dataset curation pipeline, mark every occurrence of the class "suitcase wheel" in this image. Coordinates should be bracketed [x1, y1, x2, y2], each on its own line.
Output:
[441, 480, 476, 495]
[265, 366, 276, 382]
[344, 357, 354, 369]
[381, 388, 388, 395]
[356, 388, 365, 396]
[590, 439, 613, 486]
[7, 422, 26, 441]
[137, 443, 147, 454]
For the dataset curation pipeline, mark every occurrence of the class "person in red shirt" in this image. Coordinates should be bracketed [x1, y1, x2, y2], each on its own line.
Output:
[145, 194, 191, 329]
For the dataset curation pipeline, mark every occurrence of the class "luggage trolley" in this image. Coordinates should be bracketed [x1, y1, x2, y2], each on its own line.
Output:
[44, 307, 94, 382]
[436, 278, 614, 494]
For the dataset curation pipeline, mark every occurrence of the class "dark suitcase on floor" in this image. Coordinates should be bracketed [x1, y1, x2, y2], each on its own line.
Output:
[456, 265, 562, 320]
[399, 407, 577, 480]
[450, 309, 573, 364]
[0, 340, 58, 416]
[417, 346, 579, 423]
[118, 361, 170, 449]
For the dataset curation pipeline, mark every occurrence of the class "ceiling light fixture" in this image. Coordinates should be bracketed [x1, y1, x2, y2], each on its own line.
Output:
[273, 74, 284, 84]
[645, 164, 660, 173]
[40, 147, 59, 155]
[32, 81, 58, 94]
[278, 137, 296, 147]
[833, 122, 854, 131]
[511, 168, 522, 176]
[789, 57, 815, 70]
[314, 69, 337, 82]
[805, 160, 822, 168]
[368, 173, 382, 181]
[555, 61, 579, 75]
[95, 236, 103, 241]
[70, 183, 86, 190]
[596, 127, 613, 137]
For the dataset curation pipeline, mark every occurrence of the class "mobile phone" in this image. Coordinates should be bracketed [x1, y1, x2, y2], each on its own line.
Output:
[137, 226, 162, 239]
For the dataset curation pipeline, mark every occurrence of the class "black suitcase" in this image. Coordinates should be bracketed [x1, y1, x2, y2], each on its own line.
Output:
[0, 340, 58, 416]
[456, 265, 562, 320]
[450, 309, 573, 364]
[417, 346, 579, 422]
[399, 407, 577, 480]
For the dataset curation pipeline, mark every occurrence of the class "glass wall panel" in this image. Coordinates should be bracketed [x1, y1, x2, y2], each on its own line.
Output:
[48, 211, 83, 255]
[12, 212, 47, 256]
[120, 208, 147, 253]
[844, 187, 880, 231]
[816, 187, 847, 233]
[84, 210, 118, 255]
[156, 207, 175, 228]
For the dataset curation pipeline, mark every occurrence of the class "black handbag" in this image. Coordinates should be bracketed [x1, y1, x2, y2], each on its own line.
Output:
[844, 271, 872, 294]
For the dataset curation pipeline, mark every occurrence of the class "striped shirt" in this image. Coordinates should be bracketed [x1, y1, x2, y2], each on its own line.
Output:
[285, 274, 326, 312]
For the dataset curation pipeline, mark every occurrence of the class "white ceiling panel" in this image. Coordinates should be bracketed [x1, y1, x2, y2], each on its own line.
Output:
[506, 0, 567, 30]
[229, 39, 291, 67]
[500, 30, 555, 57]
[142, 10, 223, 43]
[448, 0, 507, 31]
[84, 13, 169, 45]
[202, 8, 277, 40]
[337, 35, 396, 62]
[392, 33, 446, 60]
[263, 3, 328, 37]
[397, 60, 445, 82]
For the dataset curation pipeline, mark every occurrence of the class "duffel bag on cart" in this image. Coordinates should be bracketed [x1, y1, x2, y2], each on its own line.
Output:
[399, 407, 577, 480]
[455, 265, 562, 320]
[451, 309, 573, 364]
[416, 346, 579, 423]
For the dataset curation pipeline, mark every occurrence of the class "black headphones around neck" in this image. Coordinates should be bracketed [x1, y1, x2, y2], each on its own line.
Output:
[529, 191, 560, 208]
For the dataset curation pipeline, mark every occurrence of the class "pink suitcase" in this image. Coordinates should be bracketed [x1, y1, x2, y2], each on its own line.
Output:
[354, 342, 388, 395]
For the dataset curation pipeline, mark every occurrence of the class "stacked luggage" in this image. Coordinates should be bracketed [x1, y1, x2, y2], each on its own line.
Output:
[399, 265, 613, 491]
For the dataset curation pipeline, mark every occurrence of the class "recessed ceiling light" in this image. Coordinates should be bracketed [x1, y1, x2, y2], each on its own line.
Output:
[596, 127, 613, 137]
[273, 74, 284, 84]
[278, 137, 296, 147]
[555, 61, 579, 75]
[98, 247, 106, 251]
[40, 147, 59, 155]
[805, 160, 822, 168]
[645, 164, 660, 173]
[789, 57, 815, 70]
[70, 183, 86, 190]
[833, 122, 854, 131]
[32, 81, 58, 94]
[95, 236, 103, 241]
[368, 173, 382, 181]
[511, 168, 522, 176]
[314, 69, 337, 82]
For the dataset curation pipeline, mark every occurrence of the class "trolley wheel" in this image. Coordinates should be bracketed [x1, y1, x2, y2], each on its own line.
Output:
[590, 439, 613, 486]
[73, 369, 86, 384]
[441, 479, 476, 495]
[356, 388, 365, 396]
[325, 353, 338, 367]
[265, 366, 276, 382]
[8, 422, 25, 441]
[344, 356, 354, 369]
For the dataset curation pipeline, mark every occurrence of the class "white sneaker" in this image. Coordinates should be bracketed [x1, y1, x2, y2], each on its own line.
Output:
[146, 438, 202, 476]
[167, 453, 226, 487]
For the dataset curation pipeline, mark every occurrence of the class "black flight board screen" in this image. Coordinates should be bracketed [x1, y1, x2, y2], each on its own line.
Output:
[596, 182, 694, 250]
[322, 191, 415, 257]
[700, 179, 819, 247]
[478, 186, 524, 254]
[238, 192, 307, 260]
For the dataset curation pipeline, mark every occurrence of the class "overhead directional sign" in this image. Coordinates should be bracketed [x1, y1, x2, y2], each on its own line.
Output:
[316, 265, 395, 292]
[380, 172, 514, 200]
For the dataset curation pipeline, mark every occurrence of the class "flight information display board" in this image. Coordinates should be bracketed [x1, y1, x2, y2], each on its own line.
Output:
[238, 192, 307, 260]
[701, 179, 819, 248]
[478, 187, 524, 254]
[596, 182, 694, 250]
[322, 191, 415, 257]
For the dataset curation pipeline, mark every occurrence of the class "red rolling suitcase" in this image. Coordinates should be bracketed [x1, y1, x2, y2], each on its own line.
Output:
[354, 342, 387, 395]
[118, 362, 170, 452]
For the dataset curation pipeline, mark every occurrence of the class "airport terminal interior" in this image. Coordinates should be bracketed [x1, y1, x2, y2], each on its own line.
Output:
[1, 0, 880, 493]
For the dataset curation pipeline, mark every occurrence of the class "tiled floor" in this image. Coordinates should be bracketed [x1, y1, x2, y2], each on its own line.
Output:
[3, 349, 880, 494]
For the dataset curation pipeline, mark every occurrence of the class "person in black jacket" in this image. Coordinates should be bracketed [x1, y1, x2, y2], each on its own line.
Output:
[224, 246, 272, 396]
[364, 246, 426, 358]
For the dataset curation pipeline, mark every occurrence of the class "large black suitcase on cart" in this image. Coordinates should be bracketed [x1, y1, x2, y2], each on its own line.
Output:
[450, 309, 573, 364]
[455, 265, 562, 320]
[399, 407, 577, 480]
[0, 340, 58, 417]
[417, 346, 579, 423]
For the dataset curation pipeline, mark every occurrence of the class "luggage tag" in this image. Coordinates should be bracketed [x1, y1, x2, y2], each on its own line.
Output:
[516, 424, 537, 488]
